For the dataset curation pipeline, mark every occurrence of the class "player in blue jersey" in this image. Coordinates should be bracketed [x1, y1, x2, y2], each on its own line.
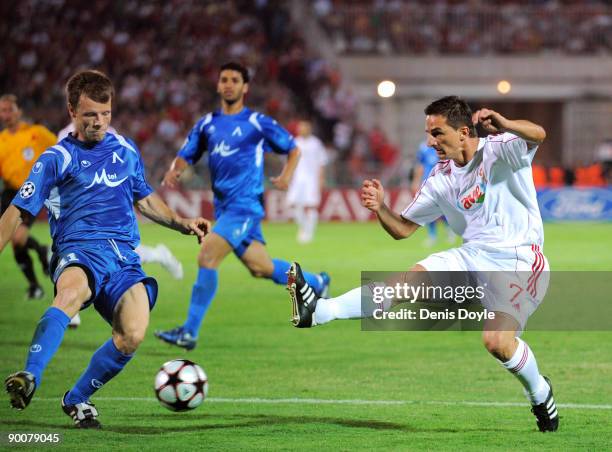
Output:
[0, 70, 209, 428]
[411, 140, 455, 246]
[155, 62, 330, 350]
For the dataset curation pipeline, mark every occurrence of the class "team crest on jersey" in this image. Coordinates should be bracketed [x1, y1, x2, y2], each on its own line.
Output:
[112, 152, 124, 164]
[22, 147, 34, 161]
[19, 181, 35, 199]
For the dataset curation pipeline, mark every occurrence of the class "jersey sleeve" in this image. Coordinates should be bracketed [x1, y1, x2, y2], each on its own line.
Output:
[400, 174, 443, 226]
[488, 132, 537, 171]
[130, 139, 154, 201]
[177, 117, 209, 165]
[258, 114, 297, 155]
[11, 148, 63, 217]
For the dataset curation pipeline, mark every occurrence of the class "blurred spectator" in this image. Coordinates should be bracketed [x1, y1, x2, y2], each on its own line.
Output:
[316, 1, 612, 55]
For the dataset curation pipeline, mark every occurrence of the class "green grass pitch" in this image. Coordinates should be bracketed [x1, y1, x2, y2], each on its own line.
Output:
[0, 221, 611, 450]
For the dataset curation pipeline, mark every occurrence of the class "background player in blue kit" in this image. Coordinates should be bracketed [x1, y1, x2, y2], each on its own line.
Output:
[0, 70, 209, 428]
[155, 62, 330, 350]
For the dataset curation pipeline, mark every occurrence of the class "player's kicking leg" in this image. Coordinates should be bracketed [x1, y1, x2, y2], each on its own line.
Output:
[5, 266, 88, 410]
[483, 317, 558, 432]
[287, 262, 394, 327]
[62, 282, 151, 428]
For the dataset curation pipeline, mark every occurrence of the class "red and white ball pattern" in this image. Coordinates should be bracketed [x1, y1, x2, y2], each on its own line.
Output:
[154, 359, 208, 411]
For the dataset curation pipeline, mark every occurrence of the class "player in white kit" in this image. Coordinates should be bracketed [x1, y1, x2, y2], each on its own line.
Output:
[286, 120, 328, 244]
[287, 96, 558, 432]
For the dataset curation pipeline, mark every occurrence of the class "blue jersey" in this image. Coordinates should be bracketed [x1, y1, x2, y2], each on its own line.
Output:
[416, 141, 440, 182]
[12, 131, 153, 251]
[178, 107, 296, 217]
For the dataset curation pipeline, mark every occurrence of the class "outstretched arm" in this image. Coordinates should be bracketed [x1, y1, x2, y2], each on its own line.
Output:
[271, 147, 301, 190]
[135, 192, 210, 242]
[361, 179, 420, 240]
[0, 205, 23, 253]
[473, 108, 546, 145]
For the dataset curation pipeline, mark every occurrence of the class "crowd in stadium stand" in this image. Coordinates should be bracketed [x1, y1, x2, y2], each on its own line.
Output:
[1, 0, 364, 186]
[314, 0, 612, 55]
[1, 0, 610, 190]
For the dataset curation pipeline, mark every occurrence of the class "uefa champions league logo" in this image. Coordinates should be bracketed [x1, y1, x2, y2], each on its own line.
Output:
[19, 181, 36, 199]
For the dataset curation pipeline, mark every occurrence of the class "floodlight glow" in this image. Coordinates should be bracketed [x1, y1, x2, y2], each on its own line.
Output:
[497, 80, 511, 94]
[377, 80, 396, 98]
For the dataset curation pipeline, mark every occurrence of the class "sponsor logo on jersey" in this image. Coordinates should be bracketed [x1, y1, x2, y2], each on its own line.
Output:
[19, 181, 36, 199]
[458, 182, 486, 211]
[22, 146, 34, 161]
[211, 140, 240, 157]
[85, 168, 128, 189]
[32, 161, 43, 174]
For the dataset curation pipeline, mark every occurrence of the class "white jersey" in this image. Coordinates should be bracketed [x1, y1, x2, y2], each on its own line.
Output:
[287, 135, 328, 205]
[402, 133, 544, 248]
[57, 123, 118, 142]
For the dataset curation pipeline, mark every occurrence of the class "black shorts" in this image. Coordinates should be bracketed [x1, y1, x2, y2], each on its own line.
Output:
[1, 189, 34, 227]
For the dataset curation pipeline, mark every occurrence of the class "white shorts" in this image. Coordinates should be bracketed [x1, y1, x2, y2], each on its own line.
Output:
[417, 243, 550, 330]
[286, 178, 321, 206]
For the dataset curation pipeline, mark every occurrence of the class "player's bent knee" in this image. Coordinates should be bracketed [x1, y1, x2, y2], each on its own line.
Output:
[114, 329, 146, 354]
[197, 252, 220, 269]
[482, 330, 515, 358]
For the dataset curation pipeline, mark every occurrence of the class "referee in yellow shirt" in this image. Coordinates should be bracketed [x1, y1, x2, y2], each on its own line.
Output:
[0, 94, 56, 299]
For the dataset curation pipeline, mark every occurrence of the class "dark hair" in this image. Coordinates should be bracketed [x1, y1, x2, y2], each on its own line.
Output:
[219, 62, 250, 83]
[65, 70, 114, 110]
[425, 96, 476, 137]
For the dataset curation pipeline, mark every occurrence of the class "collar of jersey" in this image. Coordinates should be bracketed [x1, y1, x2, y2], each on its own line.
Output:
[214, 107, 251, 118]
[450, 138, 485, 173]
[65, 131, 112, 150]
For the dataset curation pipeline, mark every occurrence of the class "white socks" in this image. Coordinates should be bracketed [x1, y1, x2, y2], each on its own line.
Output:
[501, 337, 550, 405]
[314, 284, 391, 325]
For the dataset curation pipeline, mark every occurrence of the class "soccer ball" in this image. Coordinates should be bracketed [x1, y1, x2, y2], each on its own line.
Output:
[154, 359, 208, 411]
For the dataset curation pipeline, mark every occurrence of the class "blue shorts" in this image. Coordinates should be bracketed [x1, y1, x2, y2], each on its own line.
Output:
[212, 210, 266, 257]
[51, 239, 158, 325]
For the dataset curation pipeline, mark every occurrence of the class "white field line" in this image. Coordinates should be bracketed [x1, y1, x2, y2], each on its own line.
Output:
[34, 397, 612, 410]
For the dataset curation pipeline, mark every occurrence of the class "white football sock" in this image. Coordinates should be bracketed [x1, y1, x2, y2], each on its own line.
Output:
[500, 337, 550, 405]
[314, 284, 390, 325]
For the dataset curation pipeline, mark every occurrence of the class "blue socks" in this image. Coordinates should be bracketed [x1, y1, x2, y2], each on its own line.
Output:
[64, 338, 132, 405]
[271, 259, 323, 294]
[26, 307, 70, 386]
[183, 268, 218, 338]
